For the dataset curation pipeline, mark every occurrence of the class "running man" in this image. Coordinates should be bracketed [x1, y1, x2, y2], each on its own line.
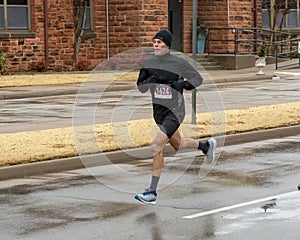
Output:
[134, 29, 216, 204]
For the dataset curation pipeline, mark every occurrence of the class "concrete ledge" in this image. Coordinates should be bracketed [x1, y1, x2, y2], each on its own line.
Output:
[209, 54, 256, 70]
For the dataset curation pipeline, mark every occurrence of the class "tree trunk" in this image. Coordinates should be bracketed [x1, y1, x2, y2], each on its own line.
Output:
[73, 0, 88, 67]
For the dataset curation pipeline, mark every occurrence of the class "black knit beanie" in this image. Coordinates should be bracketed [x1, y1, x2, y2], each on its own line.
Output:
[154, 29, 173, 48]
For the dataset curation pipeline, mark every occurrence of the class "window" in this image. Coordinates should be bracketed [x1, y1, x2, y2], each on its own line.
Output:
[74, 0, 95, 40]
[262, 0, 300, 28]
[287, 0, 298, 27]
[77, 0, 92, 30]
[83, 0, 96, 39]
[84, 0, 92, 30]
[0, 0, 30, 30]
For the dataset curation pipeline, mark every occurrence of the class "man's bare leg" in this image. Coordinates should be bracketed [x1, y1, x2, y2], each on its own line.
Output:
[169, 131, 216, 164]
[169, 129, 198, 151]
[134, 130, 169, 204]
[134, 129, 215, 203]
[149, 130, 169, 190]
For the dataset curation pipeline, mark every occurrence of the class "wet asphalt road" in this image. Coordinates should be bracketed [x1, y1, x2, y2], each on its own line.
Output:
[1, 135, 299, 240]
[1, 77, 300, 133]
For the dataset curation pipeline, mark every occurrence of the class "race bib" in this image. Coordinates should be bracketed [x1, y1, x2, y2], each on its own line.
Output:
[154, 84, 172, 99]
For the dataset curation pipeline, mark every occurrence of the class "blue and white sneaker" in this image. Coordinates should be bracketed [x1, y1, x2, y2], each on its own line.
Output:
[134, 188, 157, 204]
[204, 138, 217, 164]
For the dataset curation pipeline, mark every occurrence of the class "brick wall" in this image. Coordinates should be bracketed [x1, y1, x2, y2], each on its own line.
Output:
[0, 0, 44, 71]
[197, 0, 259, 53]
[182, 0, 258, 53]
[0, 0, 170, 72]
[199, 0, 229, 28]
[197, 0, 258, 28]
[182, 0, 193, 53]
[0, 0, 261, 72]
[98, 0, 169, 70]
[107, 0, 168, 52]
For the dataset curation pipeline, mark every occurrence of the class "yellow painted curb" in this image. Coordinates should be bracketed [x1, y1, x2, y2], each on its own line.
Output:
[0, 102, 299, 167]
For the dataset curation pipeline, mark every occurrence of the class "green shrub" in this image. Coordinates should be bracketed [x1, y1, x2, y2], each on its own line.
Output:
[290, 51, 299, 58]
[258, 44, 266, 57]
[0, 50, 8, 74]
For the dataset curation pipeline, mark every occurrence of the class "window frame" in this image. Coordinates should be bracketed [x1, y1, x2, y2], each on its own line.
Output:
[84, 0, 93, 30]
[0, 0, 31, 32]
[82, 0, 96, 40]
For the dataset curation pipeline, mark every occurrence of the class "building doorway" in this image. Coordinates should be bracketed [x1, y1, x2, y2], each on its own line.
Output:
[168, 0, 183, 52]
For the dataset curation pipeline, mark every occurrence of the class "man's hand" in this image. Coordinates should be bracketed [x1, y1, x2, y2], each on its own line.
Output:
[171, 81, 186, 92]
[171, 80, 195, 91]
[145, 73, 159, 84]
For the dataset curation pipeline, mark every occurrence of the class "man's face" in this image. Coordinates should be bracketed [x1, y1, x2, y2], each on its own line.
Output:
[153, 39, 169, 56]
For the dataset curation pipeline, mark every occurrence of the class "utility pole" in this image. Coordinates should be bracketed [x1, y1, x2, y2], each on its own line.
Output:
[191, 0, 197, 124]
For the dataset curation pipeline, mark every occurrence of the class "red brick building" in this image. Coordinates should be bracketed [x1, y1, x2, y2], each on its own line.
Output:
[0, 0, 294, 72]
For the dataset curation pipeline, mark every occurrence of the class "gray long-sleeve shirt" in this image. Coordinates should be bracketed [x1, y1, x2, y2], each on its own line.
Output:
[137, 52, 203, 123]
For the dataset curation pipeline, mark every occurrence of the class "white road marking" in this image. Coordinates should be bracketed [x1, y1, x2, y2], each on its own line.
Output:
[274, 71, 300, 76]
[183, 191, 300, 219]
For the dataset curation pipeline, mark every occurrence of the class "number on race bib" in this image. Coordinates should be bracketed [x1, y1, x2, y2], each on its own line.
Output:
[154, 84, 172, 99]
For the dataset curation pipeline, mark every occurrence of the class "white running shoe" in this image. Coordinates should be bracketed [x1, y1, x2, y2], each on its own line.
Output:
[134, 188, 157, 204]
[204, 138, 217, 164]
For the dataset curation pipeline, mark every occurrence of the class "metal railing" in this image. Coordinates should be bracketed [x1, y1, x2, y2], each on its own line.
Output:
[206, 27, 300, 69]
[274, 37, 300, 69]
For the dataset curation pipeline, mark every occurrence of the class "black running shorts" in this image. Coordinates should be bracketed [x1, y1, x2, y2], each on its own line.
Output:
[155, 115, 180, 139]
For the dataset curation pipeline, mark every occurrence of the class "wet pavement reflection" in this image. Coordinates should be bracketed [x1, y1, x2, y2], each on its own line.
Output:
[0, 135, 299, 239]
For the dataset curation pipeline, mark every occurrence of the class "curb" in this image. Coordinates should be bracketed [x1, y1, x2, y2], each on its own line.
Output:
[0, 125, 299, 181]
[0, 83, 136, 100]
